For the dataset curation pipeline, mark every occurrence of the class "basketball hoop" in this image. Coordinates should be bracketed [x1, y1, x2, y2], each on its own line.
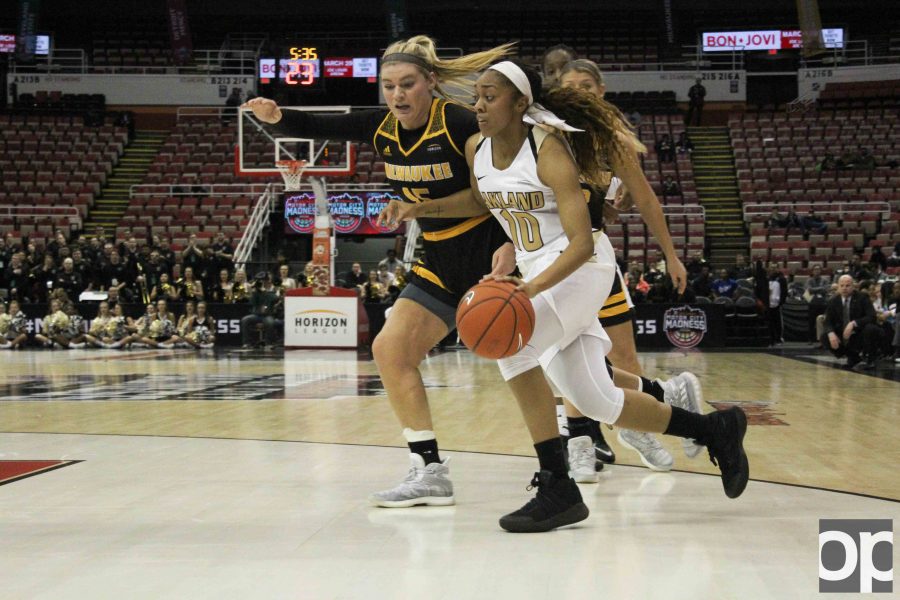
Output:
[275, 159, 308, 191]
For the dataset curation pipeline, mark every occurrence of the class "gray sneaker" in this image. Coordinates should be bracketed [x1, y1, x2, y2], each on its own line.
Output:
[567, 435, 600, 483]
[369, 453, 455, 508]
[661, 373, 704, 458]
[617, 429, 673, 472]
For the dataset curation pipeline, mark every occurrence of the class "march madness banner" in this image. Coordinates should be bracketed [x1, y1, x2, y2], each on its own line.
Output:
[284, 191, 406, 236]
[632, 303, 727, 349]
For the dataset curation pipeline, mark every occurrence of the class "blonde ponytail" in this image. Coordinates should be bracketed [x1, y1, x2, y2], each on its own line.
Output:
[383, 35, 516, 105]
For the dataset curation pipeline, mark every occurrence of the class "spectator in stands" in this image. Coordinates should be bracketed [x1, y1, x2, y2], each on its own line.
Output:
[540, 44, 577, 90]
[712, 269, 737, 299]
[47, 230, 68, 259]
[847, 254, 870, 281]
[805, 265, 831, 301]
[815, 153, 837, 172]
[277, 264, 297, 290]
[686, 78, 706, 126]
[378, 249, 403, 273]
[224, 88, 243, 124]
[801, 209, 827, 235]
[55, 258, 85, 300]
[661, 175, 681, 199]
[766, 262, 787, 345]
[731, 253, 752, 280]
[889, 243, 900, 268]
[30, 255, 57, 304]
[182, 234, 205, 272]
[686, 252, 708, 279]
[675, 132, 694, 156]
[4, 253, 28, 302]
[766, 209, 787, 230]
[342, 262, 367, 290]
[157, 237, 176, 268]
[870, 246, 888, 272]
[101, 251, 132, 301]
[211, 232, 234, 272]
[856, 147, 876, 170]
[0, 236, 9, 271]
[821, 275, 881, 370]
[199, 246, 219, 290]
[655, 134, 675, 163]
[144, 249, 169, 292]
[783, 208, 803, 235]
[376, 264, 395, 289]
[241, 271, 280, 348]
[691, 266, 713, 299]
[628, 109, 642, 128]
[301, 262, 315, 287]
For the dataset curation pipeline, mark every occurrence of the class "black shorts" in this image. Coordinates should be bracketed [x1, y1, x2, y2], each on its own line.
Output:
[598, 264, 635, 328]
[405, 215, 509, 327]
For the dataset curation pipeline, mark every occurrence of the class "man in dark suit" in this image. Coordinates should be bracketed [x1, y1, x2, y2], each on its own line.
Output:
[820, 275, 881, 370]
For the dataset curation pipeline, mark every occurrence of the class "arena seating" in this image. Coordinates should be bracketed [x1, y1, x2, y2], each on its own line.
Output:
[733, 106, 900, 275]
[144, 119, 241, 186]
[91, 30, 175, 70]
[817, 80, 900, 111]
[0, 113, 128, 246]
[466, 10, 661, 66]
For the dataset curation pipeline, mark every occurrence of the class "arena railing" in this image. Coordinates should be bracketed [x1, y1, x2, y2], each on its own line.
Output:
[743, 201, 890, 222]
[129, 183, 272, 198]
[9, 49, 257, 76]
[234, 183, 276, 270]
[0, 204, 82, 229]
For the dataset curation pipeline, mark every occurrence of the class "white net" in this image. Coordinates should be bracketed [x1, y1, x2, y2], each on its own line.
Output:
[275, 159, 307, 191]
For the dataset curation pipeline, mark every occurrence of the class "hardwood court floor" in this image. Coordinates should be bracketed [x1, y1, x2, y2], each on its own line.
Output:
[1, 348, 898, 599]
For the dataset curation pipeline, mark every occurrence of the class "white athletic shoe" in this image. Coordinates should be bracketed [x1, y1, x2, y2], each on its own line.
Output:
[369, 454, 455, 508]
[661, 373, 704, 459]
[617, 429, 674, 472]
[567, 435, 600, 483]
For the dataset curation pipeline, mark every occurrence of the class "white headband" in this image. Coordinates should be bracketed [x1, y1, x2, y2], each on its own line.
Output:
[488, 61, 583, 133]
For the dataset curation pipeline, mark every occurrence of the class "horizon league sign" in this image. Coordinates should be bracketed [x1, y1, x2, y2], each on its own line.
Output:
[284, 192, 405, 236]
[703, 28, 844, 52]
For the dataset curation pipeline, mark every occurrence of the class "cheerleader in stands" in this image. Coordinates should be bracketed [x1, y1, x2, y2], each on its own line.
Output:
[182, 301, 216, 349]
[151, 273, 181, 303]
[180, 266, 204, 302]
[85, 301, 113, 348]
[230, 270, 249, 303]
[212, 269, 233, 303]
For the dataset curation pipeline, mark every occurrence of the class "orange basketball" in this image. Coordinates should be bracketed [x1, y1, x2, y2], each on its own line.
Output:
[456, 281, 535, 359]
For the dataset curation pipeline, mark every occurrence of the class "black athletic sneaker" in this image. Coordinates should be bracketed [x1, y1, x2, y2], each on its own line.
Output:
[590, 421, 616, 464]
[499, 471, 590, 533]
[701, 407, 750, 499]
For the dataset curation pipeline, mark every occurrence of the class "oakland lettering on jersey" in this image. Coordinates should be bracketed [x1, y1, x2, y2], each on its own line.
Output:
[384, 162, 454, 182]
[480, 190, 546, 211]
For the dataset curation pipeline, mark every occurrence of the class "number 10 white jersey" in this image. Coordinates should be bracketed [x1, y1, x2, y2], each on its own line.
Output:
[474, 127, 570, 270]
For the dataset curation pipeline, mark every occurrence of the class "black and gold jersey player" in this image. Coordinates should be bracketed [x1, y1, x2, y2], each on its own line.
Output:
[269, 97, 509, 326]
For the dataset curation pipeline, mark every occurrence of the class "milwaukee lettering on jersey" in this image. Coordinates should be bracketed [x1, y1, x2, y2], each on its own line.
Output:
[384, 162, 454, 182]
[480, 190, 546, 211]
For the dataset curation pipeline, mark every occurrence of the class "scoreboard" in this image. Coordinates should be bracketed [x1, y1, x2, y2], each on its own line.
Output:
[259, 46, 378, 86]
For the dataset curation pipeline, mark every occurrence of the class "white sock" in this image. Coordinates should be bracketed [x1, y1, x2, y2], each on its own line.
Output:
[402, 428, 436, 443]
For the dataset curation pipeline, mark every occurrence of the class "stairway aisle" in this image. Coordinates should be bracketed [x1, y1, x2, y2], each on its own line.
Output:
[82, 130, 167, 236]
[688, 126, 748, 268]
